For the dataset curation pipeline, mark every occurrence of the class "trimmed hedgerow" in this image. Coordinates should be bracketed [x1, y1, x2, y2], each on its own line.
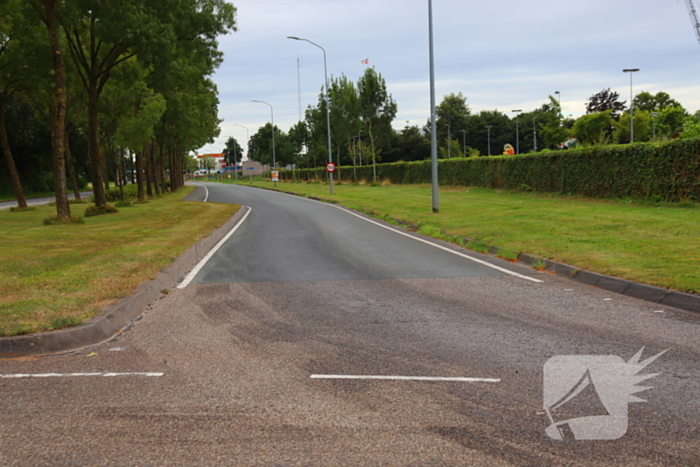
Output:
[280, 138, 700, 202]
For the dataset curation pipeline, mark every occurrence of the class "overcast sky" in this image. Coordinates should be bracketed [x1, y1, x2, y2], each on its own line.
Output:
[196, 0, 700, 155]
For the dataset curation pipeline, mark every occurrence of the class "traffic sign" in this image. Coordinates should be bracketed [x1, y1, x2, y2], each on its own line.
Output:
[271, 170, 279, 182]
[325, 162, 337, 173]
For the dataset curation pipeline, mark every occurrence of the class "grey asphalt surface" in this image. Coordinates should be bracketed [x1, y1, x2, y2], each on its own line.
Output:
[1, 182, 698, 466]
[0, 192, 93, 210]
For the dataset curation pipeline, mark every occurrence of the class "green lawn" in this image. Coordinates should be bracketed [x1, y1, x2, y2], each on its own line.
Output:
[0, 187, 240, 336]
[232, 179, 699, 294]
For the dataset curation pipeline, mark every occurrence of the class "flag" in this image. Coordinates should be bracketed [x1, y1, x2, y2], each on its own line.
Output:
[361, 58, 369, 65]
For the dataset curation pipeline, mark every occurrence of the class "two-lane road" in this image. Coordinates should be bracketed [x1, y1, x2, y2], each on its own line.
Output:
[1, 182, 698, 466]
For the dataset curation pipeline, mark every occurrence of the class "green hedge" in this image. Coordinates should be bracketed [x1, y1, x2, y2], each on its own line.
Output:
[280, 138, 700, 201]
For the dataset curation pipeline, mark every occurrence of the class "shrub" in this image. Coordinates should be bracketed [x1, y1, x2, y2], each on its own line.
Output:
[281, 138, 700, 202]
[84, 204, 119, 217]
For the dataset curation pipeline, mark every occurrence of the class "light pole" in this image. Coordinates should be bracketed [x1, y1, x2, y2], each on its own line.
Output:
[533, 116, 538, 152]
[233, 123, 249, 182]
[447, 122, 451, 159]
[486, 125, 492, 156]
[251, 100, 275, 174]
[652, 111, 658, 140]
[623, 68, 640, 143]
[288, 36, 334, 194]
[428, 0, 438, 213]
[461, 129, 466, 157]
[512, 109, 522, 154]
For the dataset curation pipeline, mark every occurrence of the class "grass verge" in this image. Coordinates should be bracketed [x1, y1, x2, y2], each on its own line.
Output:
[0, 187, 239, 336]
[227, 179, 699, 294]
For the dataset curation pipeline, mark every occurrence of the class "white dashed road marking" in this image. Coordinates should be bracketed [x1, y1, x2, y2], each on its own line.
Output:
[310, 375, 500, 383]
[1, 372, 164, 379]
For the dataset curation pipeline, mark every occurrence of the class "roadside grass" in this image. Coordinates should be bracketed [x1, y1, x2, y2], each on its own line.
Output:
[0, 187, 239, 336]
[231, 179, 699, 294]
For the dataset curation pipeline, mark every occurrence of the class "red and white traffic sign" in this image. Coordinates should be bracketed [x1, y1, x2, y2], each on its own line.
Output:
[325, 162, 337, 173]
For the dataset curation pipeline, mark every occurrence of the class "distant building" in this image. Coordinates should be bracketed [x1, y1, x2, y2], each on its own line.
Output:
[196, 153, 227, 172]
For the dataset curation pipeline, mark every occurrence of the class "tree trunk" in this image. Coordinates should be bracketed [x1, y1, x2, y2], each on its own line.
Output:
[86, 87, 106, 207]
[64, 126, 81, 202]
[0, 97, 28, 209]
[45, 0, 70, 220]
[135, 151, 145, 202]
[145, 143, 154, 198]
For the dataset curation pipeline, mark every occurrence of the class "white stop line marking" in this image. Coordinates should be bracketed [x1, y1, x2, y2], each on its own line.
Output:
[1, 372, 164, 379]
[310, 375, 500, 383]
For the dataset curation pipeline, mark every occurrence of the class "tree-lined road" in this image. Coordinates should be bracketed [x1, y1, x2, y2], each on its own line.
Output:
[1, 182, 698, 466]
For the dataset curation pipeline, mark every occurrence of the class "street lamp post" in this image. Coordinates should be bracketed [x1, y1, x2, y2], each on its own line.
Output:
[461, 129, 466, 157]
[233, 123, 249, 182]
[251, 100, 276, 176]
[287, 36, 334, 194]
[533, 116, 538, 152]
[512, 110, 522, 154]
[486, 125, 492, 156]
[447, 122, 451, 159]
[652, 111, 658, 140]
[428, 0, 438, 213]
[623, 68, 640, 143]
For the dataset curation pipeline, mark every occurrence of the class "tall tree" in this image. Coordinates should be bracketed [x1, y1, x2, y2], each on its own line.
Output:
[358, 67, 396, 182]
[586, 88, 626, 120]
[436, 92, 470, 156]
[573, 110, 616, 145]
[0, 0, 33, 208]
[633, 91, 683, 113]
[328, 74, 360, 166]
[222, 136, 242, 168]
[28, 0, 71, 220]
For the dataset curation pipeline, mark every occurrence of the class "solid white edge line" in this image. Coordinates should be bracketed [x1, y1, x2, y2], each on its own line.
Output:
[310, 375, 500, 383]
[177, 206, 252, 288]
[203, 184, 209, 202]
[1, 372, 164, 379]
[290, 194, 542, 283]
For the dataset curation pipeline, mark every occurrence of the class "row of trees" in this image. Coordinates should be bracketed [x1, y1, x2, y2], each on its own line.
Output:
[240, 75, 700, 172]
[244, 67, 398, 182]
[1, 0, 236, 220]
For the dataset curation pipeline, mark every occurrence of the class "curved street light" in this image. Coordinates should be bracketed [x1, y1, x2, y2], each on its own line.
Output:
[623, 68, 640, 143]
[512, 109, 522, 154]
[287, 36, 334, 194]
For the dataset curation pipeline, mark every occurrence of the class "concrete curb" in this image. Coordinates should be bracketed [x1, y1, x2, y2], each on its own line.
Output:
[0, 205, 250, 358]
[258, 185, 700, 315]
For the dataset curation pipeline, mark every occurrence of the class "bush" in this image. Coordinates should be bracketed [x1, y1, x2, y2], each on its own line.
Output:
[281, 138, 700, 202]
[104, 184, 139, 201]
[84, 204, 119, 217]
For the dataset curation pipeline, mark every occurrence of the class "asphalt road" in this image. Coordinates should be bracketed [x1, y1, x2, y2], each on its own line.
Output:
[0, 191, 93, 210]
[1, 182, 698, 466]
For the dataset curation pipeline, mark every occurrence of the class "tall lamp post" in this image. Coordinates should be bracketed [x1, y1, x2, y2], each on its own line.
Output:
[486, 125, 492, 156]
[233, 123, 249, 182]
[428, 0, 438, 213]
[623, 68, 640, 143]
[533, 116, 538, 152]
[512, 109, 522, 154]
[251, 100, 276, 172]
[287, 36, 334, 194]
[651, 111, 658, 140]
